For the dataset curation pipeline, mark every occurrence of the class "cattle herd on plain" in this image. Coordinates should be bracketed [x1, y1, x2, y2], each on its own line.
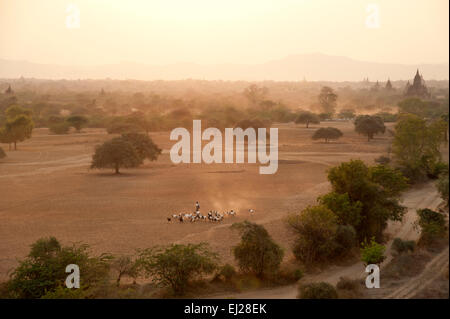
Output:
[167, 202, 255, 223]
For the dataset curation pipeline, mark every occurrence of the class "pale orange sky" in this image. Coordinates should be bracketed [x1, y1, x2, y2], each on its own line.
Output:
[0, 0, 448, 66]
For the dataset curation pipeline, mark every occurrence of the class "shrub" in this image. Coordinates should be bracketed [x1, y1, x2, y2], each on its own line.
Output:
[232, 221, 284, 278]
[6, 237, 111, 299]
[219, 264, 237, 282]
[49, 122, 70, 135]
[66, 115, 88, 132]
[437, 172, 449, 206]
[360, 238, 386, 265]
[374, 155, 391, 165]
[416, 208, 447, 244]
[392, 238, 415, 255]
[136, 243, 218, 296]
[288, 205, 339, 264]
[298, 282, 338, 299]
[334, 225, 357, 256]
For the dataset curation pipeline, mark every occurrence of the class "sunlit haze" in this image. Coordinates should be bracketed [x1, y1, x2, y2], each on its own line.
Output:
[1, 0, 448, 67]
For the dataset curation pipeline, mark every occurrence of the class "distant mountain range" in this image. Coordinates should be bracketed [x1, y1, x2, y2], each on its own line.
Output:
[0, 53, 448, 81]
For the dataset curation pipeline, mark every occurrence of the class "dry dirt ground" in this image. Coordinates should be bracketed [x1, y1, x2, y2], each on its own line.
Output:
[0, 121, 394, 282]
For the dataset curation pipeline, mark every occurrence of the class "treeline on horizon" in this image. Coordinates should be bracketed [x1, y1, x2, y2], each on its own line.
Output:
[0, 77, 448, 133]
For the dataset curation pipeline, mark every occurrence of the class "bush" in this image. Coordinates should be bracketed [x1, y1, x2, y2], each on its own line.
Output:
[232, 221, 284, 278]
[49, 122, 70, 135]
[219, 264, 237, 282]
[298, 282, 338, 299]
[66, 115, 88, 132]
[374, 155, 391, 165]
[437, 172, 449, 206]
[360, 238, 386, 265]
[334, 225, 357, 256]
[416, 208, 447, 244]
[392, 238, 415, 255]
[288, 205, 339, 264]
[137, 243, 218, 296]
[6, 237, 111, 299]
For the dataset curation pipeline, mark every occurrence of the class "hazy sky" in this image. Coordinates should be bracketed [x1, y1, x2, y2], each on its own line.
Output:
[0, 0, 448, 66]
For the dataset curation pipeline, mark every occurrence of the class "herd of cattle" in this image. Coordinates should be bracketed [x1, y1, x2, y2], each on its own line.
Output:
[167, 209, 255, 223]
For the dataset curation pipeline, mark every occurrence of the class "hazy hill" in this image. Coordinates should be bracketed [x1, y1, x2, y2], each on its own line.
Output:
[0, 53, 448, 81]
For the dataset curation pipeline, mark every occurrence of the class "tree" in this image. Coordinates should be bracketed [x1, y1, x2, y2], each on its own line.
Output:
[137, 243, 218, 295]
[0, 146, 5, 159]
[91, 137, 142, 174]
[120, 133, 162, 162]
[243, 85, 268, 106]
[338, 109, 356, 119]
[295, 112, 320, 128]
[354, 115, 385, 141]
[232, 221, 284, 278]
[287, 206, 339, 264]
[318, 192, 363, 228]
[6, 237, 111, 299]
[326, 160, 407, 241]
[5, 105, 32, 119]
[318, 87, 337, 115]
[312, 127, 343, 143]
[66, 115, 88, 132]
[111, 255, 139, 287]
[393, 114, 443, 180]
[3, 115, 34, 150]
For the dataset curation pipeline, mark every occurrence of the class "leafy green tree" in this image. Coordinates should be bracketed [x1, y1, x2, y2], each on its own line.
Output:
[137, 243, 218, 295]
[66, 115, 88, 132]
[393, 114, 443, 180]
[232, 221, 284, 277]
[318, 192, 363, 228]
[318, 87, 337, 115]
[120, 133, 161, 162]
[5, 105, 32, 119]
[360, 238, 386, 265]
[91, 137, 142, 174]
[295, 111, 320, 128]
[288, 205, 338, 264]
[3, 115, 34, 150]
[6, 237, 111, 299]
[354, 115, 385, 141]
[398, 98, 429, 118]
[312, 127, 343, 143]
[327, 160, 407, 241]
[298, 282, 338, 299]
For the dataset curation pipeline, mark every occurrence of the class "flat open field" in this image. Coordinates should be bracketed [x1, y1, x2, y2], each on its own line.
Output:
[0, 121, 393, 280]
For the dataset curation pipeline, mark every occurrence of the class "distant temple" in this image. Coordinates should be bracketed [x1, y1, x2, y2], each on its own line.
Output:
[405, 69, 430, 98]
[385, 78, 393, 90]
[4, 85, 13, 94]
